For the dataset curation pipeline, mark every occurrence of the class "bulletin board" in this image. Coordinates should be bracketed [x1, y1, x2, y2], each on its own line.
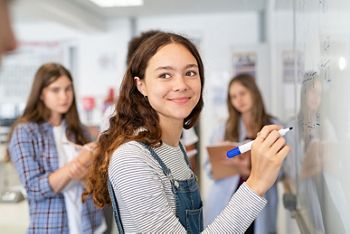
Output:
[0, 41, 70, 108]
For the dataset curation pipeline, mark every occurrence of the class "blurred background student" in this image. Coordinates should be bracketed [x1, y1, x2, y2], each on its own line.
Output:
[204, 73, 280, 234]
[7, 63, 106, 233]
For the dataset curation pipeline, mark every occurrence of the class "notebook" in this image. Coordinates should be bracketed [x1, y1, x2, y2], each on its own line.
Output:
[206, 142, 239, 180]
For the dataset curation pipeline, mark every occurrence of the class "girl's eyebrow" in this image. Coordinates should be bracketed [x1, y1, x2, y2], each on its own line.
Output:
[155, 64, 198, 71]
[155, 66, 174, 71]
[49, 83, 72, 89]
[185, 64, 198, 69]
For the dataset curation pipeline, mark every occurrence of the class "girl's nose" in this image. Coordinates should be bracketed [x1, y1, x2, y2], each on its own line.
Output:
[59, 90, 69, 100]
[173, 75, 188, 92]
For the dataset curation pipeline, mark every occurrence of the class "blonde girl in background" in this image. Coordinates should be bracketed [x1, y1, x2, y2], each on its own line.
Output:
[205, 73, 280, 234]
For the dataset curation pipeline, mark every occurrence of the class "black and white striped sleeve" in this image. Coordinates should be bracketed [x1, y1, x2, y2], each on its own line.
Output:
[203, 183, 267, 233]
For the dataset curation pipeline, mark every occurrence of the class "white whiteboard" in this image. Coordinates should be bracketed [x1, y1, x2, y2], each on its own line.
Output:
[278, 0, 350, 233]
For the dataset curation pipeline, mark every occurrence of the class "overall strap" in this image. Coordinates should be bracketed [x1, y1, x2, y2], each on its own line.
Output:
[107, 180, 125, 234]
[178, 142, 192, 169]
[138, 142, 172, 177]
[139, 141, 193, 189]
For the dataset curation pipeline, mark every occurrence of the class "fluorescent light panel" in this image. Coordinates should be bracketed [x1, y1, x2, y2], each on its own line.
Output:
[88, 0, 144, 7]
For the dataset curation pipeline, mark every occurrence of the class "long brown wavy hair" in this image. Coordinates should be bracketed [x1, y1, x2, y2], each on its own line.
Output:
[224, 73, 272, 141]
[83, 32, 205, 208]
[6, 63, 89, 160]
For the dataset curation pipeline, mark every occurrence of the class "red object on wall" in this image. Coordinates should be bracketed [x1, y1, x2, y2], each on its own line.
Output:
[102, 87, 115, 112]
[82, 96, 96, 111]
[104, 88, 115, 104]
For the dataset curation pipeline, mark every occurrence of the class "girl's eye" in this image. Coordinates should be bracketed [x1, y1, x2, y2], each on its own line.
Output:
[186, 70, 197, 77]
[51, 88, 60, 93]
[159, 73, 171, 79]
[240, 91, 247, 96]
[65, 85, 73, 92]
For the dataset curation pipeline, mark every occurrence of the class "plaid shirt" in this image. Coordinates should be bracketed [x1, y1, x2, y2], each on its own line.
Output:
[9, 122, 104, 234]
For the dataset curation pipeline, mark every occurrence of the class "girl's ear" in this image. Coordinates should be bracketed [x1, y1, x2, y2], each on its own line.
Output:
[134, 77, 147, 97]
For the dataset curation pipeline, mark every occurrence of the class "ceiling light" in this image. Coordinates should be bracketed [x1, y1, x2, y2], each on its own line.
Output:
[88, 0, 144, 7]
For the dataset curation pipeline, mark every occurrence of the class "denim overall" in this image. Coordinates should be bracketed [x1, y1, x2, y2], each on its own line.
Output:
[107, 142, 203, 234]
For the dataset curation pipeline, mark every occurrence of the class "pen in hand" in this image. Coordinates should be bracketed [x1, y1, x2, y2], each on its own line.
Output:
[226, 127, 293, 158]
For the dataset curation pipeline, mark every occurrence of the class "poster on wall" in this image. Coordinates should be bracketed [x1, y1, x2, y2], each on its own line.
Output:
[0, 41, 71, 118]
[0, 41, 69, 102]
[233, 51, 257, 78]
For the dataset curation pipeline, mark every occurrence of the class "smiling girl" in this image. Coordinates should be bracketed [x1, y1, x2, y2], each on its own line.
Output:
[84, 32, 289, 233]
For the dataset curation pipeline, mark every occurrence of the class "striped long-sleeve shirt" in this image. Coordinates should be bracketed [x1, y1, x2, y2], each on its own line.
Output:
[109, 141, 267, 233]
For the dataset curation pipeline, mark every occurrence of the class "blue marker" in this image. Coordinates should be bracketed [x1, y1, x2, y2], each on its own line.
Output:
[226, 127, 293, 158]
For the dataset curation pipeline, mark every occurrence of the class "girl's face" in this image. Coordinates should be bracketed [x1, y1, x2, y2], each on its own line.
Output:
[136, 43, 201, 126]
[229, 81, 253, 114]
[41, 75, 73, 119]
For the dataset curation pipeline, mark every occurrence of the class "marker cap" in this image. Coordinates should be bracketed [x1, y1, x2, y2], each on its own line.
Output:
[226, 147, 241, 158]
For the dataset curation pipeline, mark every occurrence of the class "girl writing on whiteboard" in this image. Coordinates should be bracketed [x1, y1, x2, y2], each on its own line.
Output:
[84, 32, 289, 233]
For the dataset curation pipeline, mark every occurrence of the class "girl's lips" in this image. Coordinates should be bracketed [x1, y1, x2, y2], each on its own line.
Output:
[169, 97, 190, 104]
[59, 103, 71, 108]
